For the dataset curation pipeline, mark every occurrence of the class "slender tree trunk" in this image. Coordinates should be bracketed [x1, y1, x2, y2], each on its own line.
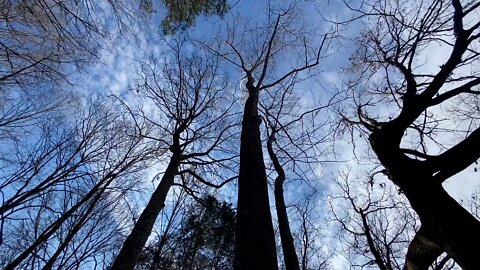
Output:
[359, 210, 391, 270]
[370, 129, 480, 270]
[234, 88, 278, 270]
[3, 172, 116, 270]
[41, 191, 103, 270]
[110, 153, 180, 270]
[149, 189, 186, 270]
[149, 219, 177, 269]
[267, 135, 300, 270]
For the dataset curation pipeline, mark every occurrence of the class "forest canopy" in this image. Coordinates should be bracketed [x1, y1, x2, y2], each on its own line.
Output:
[0, 0, 479, 270]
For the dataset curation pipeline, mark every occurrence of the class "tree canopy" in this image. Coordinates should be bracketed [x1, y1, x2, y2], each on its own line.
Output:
[1, 1, 479, 270]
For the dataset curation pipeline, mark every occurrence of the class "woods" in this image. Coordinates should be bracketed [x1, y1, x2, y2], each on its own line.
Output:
[1, 0, 479, 270]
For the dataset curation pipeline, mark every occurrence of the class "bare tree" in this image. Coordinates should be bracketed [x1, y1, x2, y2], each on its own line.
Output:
[0, 0, 142, 90]
[341, 0, 480, 268]
[331, 170, 418, 270]
[0, 0, 232, 145]
[293, 195, 329, 270]
[110, 38, 238, 270]
[261, 79, 335, 270]
[0, 97, 157, 269]
[331, 170, 458, 270]
[266, 101, 302, 270]
[200, 2, 330, 268]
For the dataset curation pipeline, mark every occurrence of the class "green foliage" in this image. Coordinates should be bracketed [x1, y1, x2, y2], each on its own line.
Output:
[140, 0, 155, 15]
[137, 195, 235, 269]
[161, 0, 229, 34]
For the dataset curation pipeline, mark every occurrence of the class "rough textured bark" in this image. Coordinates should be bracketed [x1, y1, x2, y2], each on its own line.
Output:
[402, 183, 479, 270]
[404, 226, 443, 270]
[234, 86, 278, 270]
[267, 134, 300, 270]
[110, 152, 180, 270]
[369, 126, 480, 270]
[352, 1, 480, 267]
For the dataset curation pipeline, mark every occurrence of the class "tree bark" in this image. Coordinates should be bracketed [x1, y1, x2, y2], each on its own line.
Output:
[110, 153, 180, 270]
[370, 127, 480, 270]
[267, 134, 300, 270]
[149, 196, 184, 270]
[402, 181, 480, 270]
[404, 226, 443, 270]
[234, 88, 278, 270]
[359, 209, 392, 270]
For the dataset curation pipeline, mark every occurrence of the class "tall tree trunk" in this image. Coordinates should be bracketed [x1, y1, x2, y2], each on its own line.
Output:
[234, 88, 278, 270]
[110, 153, 180, 270]
[267, 134, 300, 270]
[370, 129, 480, 270]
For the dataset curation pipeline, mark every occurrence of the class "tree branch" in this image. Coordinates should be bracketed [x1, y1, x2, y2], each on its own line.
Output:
[179, 169, 237, 189]
[428, 77, 480, 107]
[432, 126, 480, 183]
[259, 34, 327, 90]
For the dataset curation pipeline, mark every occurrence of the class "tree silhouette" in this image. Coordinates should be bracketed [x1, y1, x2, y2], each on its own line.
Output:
[343, 0, 480, 268]
[110, 38, 238, 270]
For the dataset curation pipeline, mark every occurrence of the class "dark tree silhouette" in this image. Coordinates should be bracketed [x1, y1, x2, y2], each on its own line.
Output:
[331, 170, 456, 270]
[201, 4, 329, 268]
[110, 39, 238, 270]
[137, 194, 235, 270]
[261, 81, 335, 270]
[0, 98, 156, 269]
[343, 0, 480, 268]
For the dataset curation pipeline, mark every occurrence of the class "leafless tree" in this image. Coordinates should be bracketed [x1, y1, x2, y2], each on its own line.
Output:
[200, 2, 330, 268]
[331, 170, 457, 270]
[110, 38, 239, 270]
[294, 194, 329, 270]
[0, 97, 157, 269]
[261, 79, 335, 270]
[460, 186, 480, 220]
[341, 0, 480, 268]
[0, 0, 142, 91]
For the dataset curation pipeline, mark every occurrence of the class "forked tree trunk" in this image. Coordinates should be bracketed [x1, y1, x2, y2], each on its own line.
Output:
[110, 152, 181, 270]
[234, 88, 278, 270]
[370, 128, 480, 270]
[402, 180, 480, 270]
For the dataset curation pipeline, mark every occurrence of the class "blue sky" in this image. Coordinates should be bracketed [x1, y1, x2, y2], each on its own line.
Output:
[76, 0, 478, 266]
[6, 0, 477, 269]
